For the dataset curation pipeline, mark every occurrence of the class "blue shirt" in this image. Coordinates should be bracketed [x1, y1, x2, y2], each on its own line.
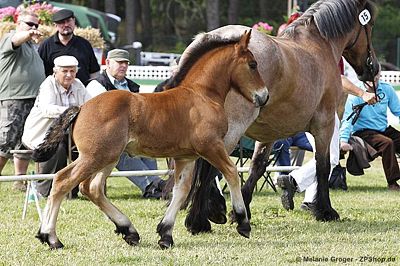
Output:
[339, 80, 400, 142]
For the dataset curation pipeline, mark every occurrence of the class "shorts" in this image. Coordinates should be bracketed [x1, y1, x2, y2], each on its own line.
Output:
[0, 99, 34, 160]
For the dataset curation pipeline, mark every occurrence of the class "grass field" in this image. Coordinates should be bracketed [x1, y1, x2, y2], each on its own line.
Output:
[0, 158, 399, 265]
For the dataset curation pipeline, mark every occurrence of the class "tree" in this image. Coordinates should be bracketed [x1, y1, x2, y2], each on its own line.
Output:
[228, 0, 239, 24]
[206, 0, 219, 31]
[125, 0, 138, 44]
[140, 0, 152, 48]
[105, 0, 116, 14]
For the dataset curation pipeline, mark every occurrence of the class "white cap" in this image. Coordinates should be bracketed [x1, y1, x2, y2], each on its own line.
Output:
[54, 55, 79, 67]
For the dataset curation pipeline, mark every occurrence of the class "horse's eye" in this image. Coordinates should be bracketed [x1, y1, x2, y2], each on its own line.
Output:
[249, 61, 257, 69]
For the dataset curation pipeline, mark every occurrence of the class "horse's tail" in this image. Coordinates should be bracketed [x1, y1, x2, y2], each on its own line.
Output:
[32, 106, 81, 162]
[184, 158, 227, 234]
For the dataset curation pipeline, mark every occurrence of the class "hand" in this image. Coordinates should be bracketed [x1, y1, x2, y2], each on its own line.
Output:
[340, 141, 353, 152]
[361, 91, 377, 105]
[28, 29, 43, 43]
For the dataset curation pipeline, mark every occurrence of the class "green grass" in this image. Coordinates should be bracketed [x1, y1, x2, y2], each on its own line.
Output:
[0, 158, 399, 265]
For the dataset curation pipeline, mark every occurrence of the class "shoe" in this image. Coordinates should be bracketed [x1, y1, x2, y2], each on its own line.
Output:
[388, 182, 400, 191]
[143, 179, 166, 199]
[300, 202, 316, 212]
[12, 180, 27, 192]
[276, 175, 296, 210]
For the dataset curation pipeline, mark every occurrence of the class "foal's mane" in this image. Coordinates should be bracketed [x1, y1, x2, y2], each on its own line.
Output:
[164, 33, 242, 90]
[282, 0, 376, 40]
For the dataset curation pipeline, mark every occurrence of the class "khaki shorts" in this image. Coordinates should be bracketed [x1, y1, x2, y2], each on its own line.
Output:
[0, 99, 34, 160]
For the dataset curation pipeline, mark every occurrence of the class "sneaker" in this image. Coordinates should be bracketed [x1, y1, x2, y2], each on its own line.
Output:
[276, 175, 297, 210]
[388, 182, 400, 191]
[300, 202, 316, 212]
[12, 180, 27, 192]
[143, 179, 166, 199]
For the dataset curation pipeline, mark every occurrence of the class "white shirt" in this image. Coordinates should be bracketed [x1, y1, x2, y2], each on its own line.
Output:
[22, 75, 92, 149]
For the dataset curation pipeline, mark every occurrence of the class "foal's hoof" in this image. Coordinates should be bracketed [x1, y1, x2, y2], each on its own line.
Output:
[314, 207, 340, 222]
[123, 232, 140, 246]
[236, 222, 251, 238]
[35, 232, 64, 249]
[158, 235, 174, 249]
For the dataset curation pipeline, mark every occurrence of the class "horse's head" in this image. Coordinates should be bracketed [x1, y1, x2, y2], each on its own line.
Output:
[231, 30, 269, 107]
[342, 0, 379, 82]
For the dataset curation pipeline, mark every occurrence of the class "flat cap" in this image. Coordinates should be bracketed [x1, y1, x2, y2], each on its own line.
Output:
[107, 49, 130, 62]
[54, 55, 79, 67]
[52, 9, 74, 23]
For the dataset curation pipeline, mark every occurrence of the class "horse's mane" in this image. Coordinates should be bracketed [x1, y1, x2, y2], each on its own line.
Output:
[164, 33, 242, 90]
[282, 0, 376, 40]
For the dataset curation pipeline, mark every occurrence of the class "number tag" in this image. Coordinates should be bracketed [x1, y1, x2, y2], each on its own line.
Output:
[359, 9, 371, 25]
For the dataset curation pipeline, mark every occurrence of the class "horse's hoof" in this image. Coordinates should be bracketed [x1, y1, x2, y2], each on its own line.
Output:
[208, 212, 227, 224]
[314, 207, 340, 221]
[49, 241, 64, 250]
[158, 235, 174, 249]
[236, 222, 251, 238]
[123, 232, 140, 246]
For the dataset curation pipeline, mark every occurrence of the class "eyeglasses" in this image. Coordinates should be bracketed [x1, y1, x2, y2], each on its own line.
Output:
[23, 21, 39, 29]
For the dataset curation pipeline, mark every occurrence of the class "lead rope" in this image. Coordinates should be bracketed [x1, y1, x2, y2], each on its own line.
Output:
[346, 25, 377, 125]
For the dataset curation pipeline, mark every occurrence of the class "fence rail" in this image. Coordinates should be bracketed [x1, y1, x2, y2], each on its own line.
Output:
[102, 66, 400, 85]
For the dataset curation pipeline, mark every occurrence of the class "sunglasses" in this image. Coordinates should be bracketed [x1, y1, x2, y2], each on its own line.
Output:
[23, 21, 39, 29]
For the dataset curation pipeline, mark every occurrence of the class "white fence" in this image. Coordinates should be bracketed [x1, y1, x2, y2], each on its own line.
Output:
[117, 66, 400, 85]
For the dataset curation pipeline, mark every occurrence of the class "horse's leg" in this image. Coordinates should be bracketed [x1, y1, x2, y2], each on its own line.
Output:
[79, 164, 140, 246]
[202, 144, 251, 238]
[157, 159, 195, 249]
[312, 114, 340, 221]
[240, 142, 272, 220]
[36, 159, 93, 249]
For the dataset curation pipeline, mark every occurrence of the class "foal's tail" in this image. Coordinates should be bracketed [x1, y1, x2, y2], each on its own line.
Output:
[32, 106, 81, 162]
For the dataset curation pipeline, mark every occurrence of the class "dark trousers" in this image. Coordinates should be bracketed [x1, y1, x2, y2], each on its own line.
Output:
[36, 138, 78, 197]
[354, 126, 400, 184]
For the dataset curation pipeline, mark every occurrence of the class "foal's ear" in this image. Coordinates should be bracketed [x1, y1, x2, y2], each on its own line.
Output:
[237, 29, 252, 52]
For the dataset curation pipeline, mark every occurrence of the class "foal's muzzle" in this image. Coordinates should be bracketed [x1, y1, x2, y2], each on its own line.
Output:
[253, 87, 269, 107]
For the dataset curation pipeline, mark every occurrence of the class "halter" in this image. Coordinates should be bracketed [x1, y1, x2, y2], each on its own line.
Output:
[346, 9, 377, 125]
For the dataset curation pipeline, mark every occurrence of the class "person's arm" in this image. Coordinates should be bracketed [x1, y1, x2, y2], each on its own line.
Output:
[341, 75, 376, 105]
[89, 71, 100, 80]
[339, 96, 356, 151]
[85, 79, 107, 99]
[11, 29, 42, 47]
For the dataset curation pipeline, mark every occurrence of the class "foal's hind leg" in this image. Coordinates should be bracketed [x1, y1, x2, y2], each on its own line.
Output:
[36, 159, 92, 249]
[80, 165, 140, 246]
[157, 159, 195, 249]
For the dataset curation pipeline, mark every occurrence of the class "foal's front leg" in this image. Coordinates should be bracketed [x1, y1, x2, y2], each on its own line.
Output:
[204, 144, 251, 238]
[157, 159, 195, 249]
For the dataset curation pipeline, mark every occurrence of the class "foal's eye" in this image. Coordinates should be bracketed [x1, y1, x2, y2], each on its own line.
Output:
[249, 61, 257, 69]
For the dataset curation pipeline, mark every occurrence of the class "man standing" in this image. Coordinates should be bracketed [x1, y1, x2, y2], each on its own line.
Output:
[0, 10, 45, 191]
[38, 9, 100, 85]
[86, 49, 165, 199]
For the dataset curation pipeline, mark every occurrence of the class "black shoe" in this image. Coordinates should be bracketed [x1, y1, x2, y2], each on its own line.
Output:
[300, 202, 316, 212]
[143, 179, 166, 199]
[276, 175, 297, 210]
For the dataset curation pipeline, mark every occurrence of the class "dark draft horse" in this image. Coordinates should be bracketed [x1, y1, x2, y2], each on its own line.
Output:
[33, 31, 269, 249]
[182, 0, 379, 234]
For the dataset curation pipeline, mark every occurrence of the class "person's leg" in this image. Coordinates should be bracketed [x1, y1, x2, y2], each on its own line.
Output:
[355, 128, 400, 186]
[292, 132, 313, 152]
[274, 138, 293, 175]
[36, 143, 68, 197]
[116, 153, 159, 193]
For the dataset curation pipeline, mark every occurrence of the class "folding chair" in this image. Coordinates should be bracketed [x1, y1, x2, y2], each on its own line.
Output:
[228, 136, 283, 192]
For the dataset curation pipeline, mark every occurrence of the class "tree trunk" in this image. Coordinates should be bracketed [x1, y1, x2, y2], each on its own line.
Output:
[206, 0, 219, 31]
[125, 0, 137, 44]
[228, 0, 239, 24]
[140, 0, 152, 48]
[89, 0, 99, 10]
[105, 0, 116, 14]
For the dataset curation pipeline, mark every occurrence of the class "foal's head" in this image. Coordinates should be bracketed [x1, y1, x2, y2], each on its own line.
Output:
[230, 30, 269, 107]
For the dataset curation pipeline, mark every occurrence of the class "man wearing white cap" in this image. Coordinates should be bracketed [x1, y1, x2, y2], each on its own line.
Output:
[22, 55, 92, 198]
